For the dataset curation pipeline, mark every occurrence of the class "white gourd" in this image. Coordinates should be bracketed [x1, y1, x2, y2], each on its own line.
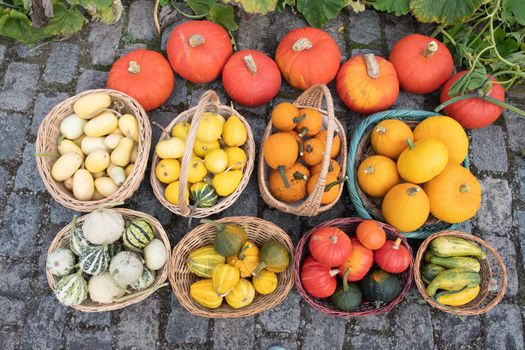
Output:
[144, 239, 167, 270]
[88, 271, 125, 303]
[46, 248, 76, 276]
[109, 251, 144, 287]
[82, 208, 124, 245]
[60, 114, 86, 140]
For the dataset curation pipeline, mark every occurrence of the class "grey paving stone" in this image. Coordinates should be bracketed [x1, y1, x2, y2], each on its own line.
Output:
[260, 335, 298, 350]
[165, 295, 208, 344]
[128, 1, 156, 41]
[351, 48, 383, 56]
[15, 143, 46, 192]
[483, 235, 518, 296]
[272, 8, 307, 42]
[259, 290, 301, 334]
[166, 75, 189, 107]
[384, 15, 416, 50]
[0, 261, 32, 297]
[66, 329, 112, 350]
[31, 92, 70, 134]
[115, 296, 161, 349]
[433, 313, 481, 349]
[470, 125, 508, 172]
[0, 295, 26, 326]
[0, 192, 43, 257]
[348, 11, 381, 45]
[477, 178, 512, 235]
[350, 333, 393, 349]
[306, 195, 350, 228]
[0, 330, 18, 350]
[13, 43, 43, 58]
[0, 165, 9, 195]
[504, 110, 525, 152]
[353, 313, 390, 331]
[0, 45, 5, 64]
[20, 293, 68, 349]
[128, 179, 173, 228]
[237, 14, 273, 54]
[393, 303, 434, 349]
[518, 157, 525, 202]
[44, 43, 80, 84]
[303, 308, 345, 350]
[244, 115, 266, 147]
[0, 62, 39, 111]
[262, 208, 303, 244]
[0, 113, 27, 158]
[485, 304, 524, 350]
[324, 17, 348, 59]
[517, 211, 525, 264]
[221, 175, 259, 217]
[88, 20, 124, 65]
[50, 200, 76, 226]
[120, 43, 147, 56]
[71, 310, 111, 327]
[392, 91, 426, 110]
[161, 23, 177, 51]
[213, 317, 255, 349]
[76, 69, 109, 94]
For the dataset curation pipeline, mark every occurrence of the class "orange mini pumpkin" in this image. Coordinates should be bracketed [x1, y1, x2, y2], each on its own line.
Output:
[271, 102, 303, 131]
[314, 130, 341, 158]
[284, 130, 304, 156]
[263, 132, 299, 188]
[269, 163, 310, 203]
[357, 155, 400, 197]
[307, 173, 344, 205]
[295, 108, 322, 137]
[311, 159, 341, 177]
[370, 119, 413, 160]
[302, 138, 325, 166]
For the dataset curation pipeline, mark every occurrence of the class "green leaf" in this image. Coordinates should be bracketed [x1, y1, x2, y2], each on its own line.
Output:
[277, 0, 295, 11]
[296, 0, 345, 28]
[346, 0, 365, 13]
[208, 3, 237, 31]
[502, 0, 525, 25]
[44, 3, 85, 36]
[410, 0, 485, 24]
[497, 38, 519, 57]
[371, 0, 410, 16]
[223, 0, 278, 14]
[187, 0, 216, 15]
[0, 8, 45, 44]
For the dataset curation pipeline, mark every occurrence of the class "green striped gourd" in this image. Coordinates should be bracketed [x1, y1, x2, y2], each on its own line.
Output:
[130, 267, 156, 291]
[69, 216, 91, 256]
[187, 245, 225, 278]
[79, 245, 109, 275]
[123, 219, 155, 251]
[54, 271, 88, 306]
[190, 182, 218, 208]
[107, 241, 123, 259]
[47, 248, 76, 277]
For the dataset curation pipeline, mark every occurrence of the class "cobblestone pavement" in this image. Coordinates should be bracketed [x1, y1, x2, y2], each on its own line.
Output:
[0, 2, 524, 349]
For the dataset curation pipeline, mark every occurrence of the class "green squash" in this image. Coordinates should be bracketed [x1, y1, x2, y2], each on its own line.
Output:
[54, 271, 88, 306]
[107, 241, 123, 259]
[130, 267, 156, 291]
[359, 268, 401, 303]
[123, 218, 155, 251]
[190, 182, 218, 208]
[79, 245, 109, 275]
[187, 245, 226, 278]
[202, 219, 247, 257]
[69, 216, 91, 256]
[331, 270, 362, 311]
[253, 241, 289, 276]
[421, 263, 446, 284]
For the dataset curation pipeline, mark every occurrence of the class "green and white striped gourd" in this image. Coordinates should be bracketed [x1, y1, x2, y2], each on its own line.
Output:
[47, 248, 76, 276]
[123, 219, 155, 251]
[79, 245, 109, 275]
[130, 267, 156, 291]
[54, 271, 88, 306]
[190, 182, 218, 208]
[69, 216, 91, 256]
[107, 241, 123, 259]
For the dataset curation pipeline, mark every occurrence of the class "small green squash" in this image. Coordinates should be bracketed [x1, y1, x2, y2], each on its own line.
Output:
[331, 270, 362, 311]
[426, 268, 480, 297]
[107, 241, 123, 259]
[203, 220, 247, 257]
[54, 270, 88, 306]
[47, 248, 76, 277]
[253, 241, 290, 276]
[359, 268, 401, 303]
[79, 245, 109, 275]
[69, 216, 91, 256]
[187, 245, 226, 278]
[421, 263, 446, 284]
[130, 267, 156, 291]
[123, 218, 155, 251]
[190, 182, 218, 208]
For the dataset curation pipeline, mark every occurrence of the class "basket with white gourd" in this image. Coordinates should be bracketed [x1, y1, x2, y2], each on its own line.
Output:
[46, 207, 170, 312]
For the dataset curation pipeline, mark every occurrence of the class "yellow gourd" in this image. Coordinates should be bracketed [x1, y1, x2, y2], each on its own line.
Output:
[84, 111, 118, 137]
[225, 279, 255, 309]
[225, 147, 247, 170]
[187, 245, 226, 278]
[196, 113, 223, 143]
[397, 138, 449, 184]
[155, 137, 185, 159]
[204, 149, 229, 174]
[125, 163, 134, 176]
[73, 93, 111, 119]
[227, 241, 260, 278]
[58, 139, 84, 158]
[72, 169, 95, 201]
[165, 181, 189, 205]
[222, 115, 247, 147]
[118, 114, 139, 141]
[171, 121, 190, 139]
[213, 169, 243, 196]
[190, 279, 223, 308]
[193, 138, 220, 157]
[51, 152, 83, 181]
[104, 133, 122, 149]
[370, 119, 413, 159]
[111, 137, 134, 167]
[212, 263, 240, 296]
[252, 269, 278, 295]
[81, 137, 108, 155]
[155, 159, 180, 184]
[188, 157, 207, 183]
[435, 285, 480, 306]
[85, 149, 111, 173]
[94, 177, 119, 197]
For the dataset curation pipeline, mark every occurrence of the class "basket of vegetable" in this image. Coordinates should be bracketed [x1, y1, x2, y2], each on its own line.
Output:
[347, 109, 479, 239]
[36, 89, 151, 212]
[414, 231, 507, 316]
[150, 90, 255, 218]
[169, 216, 294, 318]
[294, 217, 413, 316]
[46, 208, 170, 312]
[258, 84, 347, 216]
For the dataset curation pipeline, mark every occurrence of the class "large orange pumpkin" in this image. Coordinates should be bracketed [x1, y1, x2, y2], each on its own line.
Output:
[389, 34, 453, 94]
[336, 54, 399, 114]
[107, 49, 174, 111]
[275, 27, 341, 90]
[166, 20, 233, 83]
[222, 50, 281, 107]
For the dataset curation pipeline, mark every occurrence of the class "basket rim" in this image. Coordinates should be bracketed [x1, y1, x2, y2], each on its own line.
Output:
[345, 109, 470, 239]
[46, 208, 171, 312]
[294, 217, 413, 317]
[413, 230, 507, 316]
[35, 88, 152, 212]
[168, 216, 295, 318]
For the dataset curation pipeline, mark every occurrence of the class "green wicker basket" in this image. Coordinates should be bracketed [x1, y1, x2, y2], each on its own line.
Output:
[346, 109, 470, 239]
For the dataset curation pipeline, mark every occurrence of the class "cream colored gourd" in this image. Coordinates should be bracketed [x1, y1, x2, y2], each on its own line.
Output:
[82, 208, 124, 245]
[58, 139, 84, 158]
[130, 144, 138, 163]
[72, 169, 95, 200]
[94, 177, 119, 197]
[104, 133, 122, 149]
[111, 137, 134, 167]
[125, 164, 134, 176]
[144, 239, 167, 270]
[119, 114, 139, 141]
[92, 171, 106, 179]
[92, 190, 105, 200]
[60, 114, 86, 139]
[73, 93, 112, 119]
[81, 137, 109, 155]
[51, 152, 83, 181]
[64, 177, 73, 190]
[88, 272, 125, 303]
[85, 149, 111, 173]
[155, 137, 185, 159]
[108, 166, 126, 186]
[84, 111, 118, 137]
[109, 251, 144, 287]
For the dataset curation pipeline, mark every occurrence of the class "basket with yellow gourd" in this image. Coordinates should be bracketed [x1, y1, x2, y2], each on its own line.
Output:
[150, 90, 255, 218]
[258, 84, 347, 216]
[169, 216, 294, 318]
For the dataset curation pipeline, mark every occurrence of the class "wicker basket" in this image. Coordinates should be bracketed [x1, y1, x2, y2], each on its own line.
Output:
[414, 230, 507, 316]
[294, 217, 413, 316]
[169, 216, 294, 318]
[150, 90, 255, 218]
[346, 109, 470, 239]
[36, 89, 151, 212]
[46, 208, 171, 312]
[258, 84, 347, 216]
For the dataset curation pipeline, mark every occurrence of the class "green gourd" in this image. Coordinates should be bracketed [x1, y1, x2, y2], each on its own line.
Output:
[421, 264, 446, 284]
[359, 268, 401, 303]
[54, 271, 88, 306]
[78, 245, 109, 275]
[187, 245, 226, 278]
[429, 256, 480, 272]
[130, 267, 156, 291]
[331, 270, 362, 311]
[190, 182, 218, 208]
[69, 216, 91, 256]
[430, 236, 486, 259]
[203, 220, 247, 257]
[426, 268, 480, 297]
[253, 241, 290, 276]
[107, 241, 123, 259]
[123, 218, 155, 251]
[47, 248, 76, 277]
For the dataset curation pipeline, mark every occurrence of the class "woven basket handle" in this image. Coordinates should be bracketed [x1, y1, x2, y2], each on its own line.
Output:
[178, 90, 222, 214]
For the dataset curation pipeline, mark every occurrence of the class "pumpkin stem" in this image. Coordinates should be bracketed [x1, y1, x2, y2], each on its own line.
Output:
[278, 165, 291, 189]
[243, 54, 257, 75]
[293, 114, 306, 123]
[189, 34, 205, 48]
[393, 238, 402, 250]
[406, 138, 415, 149]
[460, 184, 469, 193]
[298, 127, 308, 138]
[292, 37, 313, 52]
[375, 125, 387, 135]
[201, 219, 225, 231]
[328, 161, 334, 172]
[329, 268, 341, 277]
[406, 187, 421, 196]
[252, 261, 268, 277]
[128, 61, 141, 75]
[238, 243, 252, 260]
[364, 165, 375, 174]
[305, 143, 313, 153]
[324, 176, 348, 192]
[342, 269, 351, 291]
[35, 152, 59, 157]
[293, 171, 307, 180]
[297, 140, 304, 156]
[363, 54, 380, 79]
[423, 41, 438, 57]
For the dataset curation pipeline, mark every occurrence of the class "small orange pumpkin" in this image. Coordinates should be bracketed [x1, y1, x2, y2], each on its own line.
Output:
[269, 163, 310, 203]
[370, 119, 413, 160]
[284, 130, 304, 156]
[382, 183, 430, 232]
[307, 173, 344, 205]
[295, 108, 322, 137]
[263, 132, 299, 188]
[302, 138, 324, 166]
[357, 155, 400, 197]
[314, 130, 341, 158]
[271, 102, 303, 131]
[311, 159, 341, 177]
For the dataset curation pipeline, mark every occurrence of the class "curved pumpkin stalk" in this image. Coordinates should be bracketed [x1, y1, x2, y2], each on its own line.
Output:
[153, 0, 161, 34]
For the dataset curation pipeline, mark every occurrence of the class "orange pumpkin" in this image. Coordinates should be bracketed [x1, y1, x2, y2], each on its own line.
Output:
[397, 138, 449, 184]
[424, 163, 481, 223]
[307, 173, 343, 205]
[302, 138, 324, 166]
[382, 183, 430, 232]
[311, 159, 341, 177]
[263, 132, 299, 188]
[338, 238, 374, 282]
[271, 102, 302, 131]
[295, 108, 322, 137]
[370, 119, 413, 160]
[336, 54, 399, 115]
[356, 220, 386, 250]
[275, 27, 341, 90]
[357, 155, 400, 197]
[314, 130, 341, 158]
[268, 163, 310, 203]
[284, 130, 304, 156]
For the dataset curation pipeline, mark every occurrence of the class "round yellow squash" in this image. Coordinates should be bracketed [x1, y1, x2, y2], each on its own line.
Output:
[190, 279, 223, 309]
[413, 116, 468, 164]
[196, 113, 223, 143]
[252, 269, 278, 295]
[424, 163, 481, 223]
[225, 279, 255, 309]
[227, 241, 260, 278]
[370, 119, 413, 159]
[382, 183, 430, 232]
[357, 155, 400, 197]
[212, 263, 240, 296]
[397, 138, 449, 184]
